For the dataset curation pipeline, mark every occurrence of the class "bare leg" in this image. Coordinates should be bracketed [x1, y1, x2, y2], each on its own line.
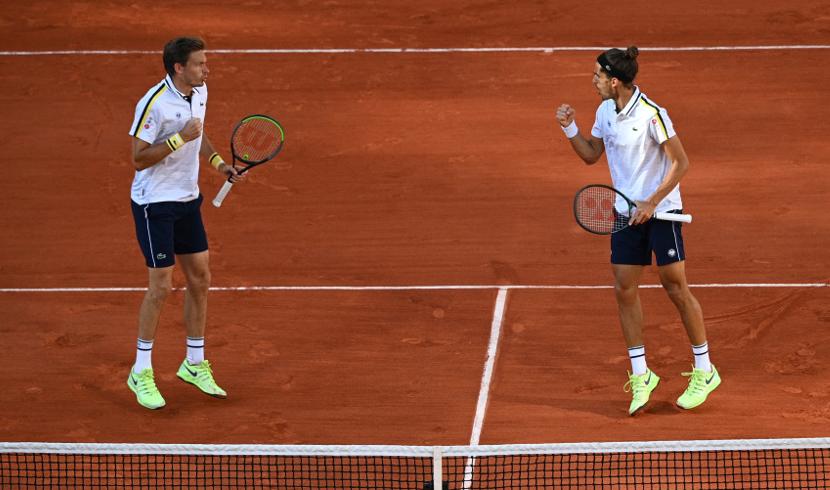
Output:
[658, 261, 706, 345]
[612, 264, 646, 347]
[174, 250, 227, 397]
[137, 266, 174, 340]
[177, 251, 211, 339]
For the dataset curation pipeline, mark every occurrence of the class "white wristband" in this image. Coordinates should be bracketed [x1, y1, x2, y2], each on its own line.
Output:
[561, 121, 578, 139]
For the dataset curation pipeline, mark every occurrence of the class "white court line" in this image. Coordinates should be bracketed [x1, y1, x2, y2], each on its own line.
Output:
[1, 45, 829, 56]
[470, 287, 508, 446]
[0, 283, 826, 293]
[462, 287, 508, 489]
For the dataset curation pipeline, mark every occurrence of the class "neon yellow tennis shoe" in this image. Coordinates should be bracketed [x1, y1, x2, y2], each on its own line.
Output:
[177, 359, 227, 399]
[677, 365, 721, 410]
[127, 367, 166, 410]
[624, 369, 660, 416]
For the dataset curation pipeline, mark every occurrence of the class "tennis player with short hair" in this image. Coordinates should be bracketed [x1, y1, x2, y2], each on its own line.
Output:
[126, 37, 244, 409]
[556, 46, 720, 415]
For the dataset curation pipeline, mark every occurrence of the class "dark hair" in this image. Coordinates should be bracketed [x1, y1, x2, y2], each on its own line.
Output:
[597, 46, 639, 84]
[162, 37, 205, 77]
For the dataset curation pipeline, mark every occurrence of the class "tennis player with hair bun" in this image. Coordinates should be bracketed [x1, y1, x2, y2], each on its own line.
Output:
[556, 46, 720, 415]
[126, 37, 244, 410]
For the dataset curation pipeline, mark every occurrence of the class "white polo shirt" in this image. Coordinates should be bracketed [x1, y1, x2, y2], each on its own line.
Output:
[591, 87, 682, 214]
[129, 75, 208, 204]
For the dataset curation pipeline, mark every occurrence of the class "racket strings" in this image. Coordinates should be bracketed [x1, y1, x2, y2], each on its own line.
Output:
[232, 117, 284, 163]
[574, 186, 629, 234]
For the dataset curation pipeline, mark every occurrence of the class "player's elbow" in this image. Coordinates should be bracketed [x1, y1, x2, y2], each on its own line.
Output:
[131, 137, 154, 171]
[582, 153, 602, 165]
[674, 156, 690, 178]
[131, 154, 153, 171]
[580, 140, 603, 164]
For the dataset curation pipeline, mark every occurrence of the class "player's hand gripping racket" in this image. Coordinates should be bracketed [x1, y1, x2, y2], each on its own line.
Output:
[212, 114, 285, 207]
[573, 184, 692, 235]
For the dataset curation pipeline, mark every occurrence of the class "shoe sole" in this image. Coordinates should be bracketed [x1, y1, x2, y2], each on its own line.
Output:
[127, 381, 165, 410]
[177, 374, 228, 399]
[676, 377, 721, 410]
[629, 377, 660, 416]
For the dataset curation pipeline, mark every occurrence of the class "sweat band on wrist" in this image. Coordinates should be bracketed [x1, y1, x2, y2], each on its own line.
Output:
[166, 133, 185, 152]
[562, 121, 578, 139]
[209, 152, 226, 170]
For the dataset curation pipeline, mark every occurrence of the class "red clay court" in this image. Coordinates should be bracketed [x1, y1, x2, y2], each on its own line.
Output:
[0, 1, 829, 488]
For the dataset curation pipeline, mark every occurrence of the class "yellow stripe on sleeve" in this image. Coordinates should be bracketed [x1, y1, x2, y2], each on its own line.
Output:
[639, 99, 669, 141]
[132, 86, 168, 138]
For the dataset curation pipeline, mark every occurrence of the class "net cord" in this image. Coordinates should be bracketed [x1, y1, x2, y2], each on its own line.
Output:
[3, 437, 829, 457]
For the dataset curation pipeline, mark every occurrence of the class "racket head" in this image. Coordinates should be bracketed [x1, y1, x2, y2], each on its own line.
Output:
[573, 184, 635, 235]
[230, 114, 285, 168]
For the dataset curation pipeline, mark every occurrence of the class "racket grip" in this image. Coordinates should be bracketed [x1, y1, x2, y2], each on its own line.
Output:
[655, 212, 692, 223]
[212, 180, 234, 207]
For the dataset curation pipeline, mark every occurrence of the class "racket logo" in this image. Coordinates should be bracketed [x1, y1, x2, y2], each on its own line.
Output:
[214, 114, 284, 208]
[581, 195, 615, 224]
[574, 184, 693, 235]
[240, 129, 272, 154]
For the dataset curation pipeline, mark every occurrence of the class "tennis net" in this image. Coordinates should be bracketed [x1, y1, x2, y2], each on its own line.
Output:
[2, 437, 828, 489]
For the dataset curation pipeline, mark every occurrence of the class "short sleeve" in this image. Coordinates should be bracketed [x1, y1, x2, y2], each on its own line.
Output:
[591, 104, 604, 139]
[130, 105, 160, 144]
[647, 106, 676, 144]
[129, 85, 165, 144]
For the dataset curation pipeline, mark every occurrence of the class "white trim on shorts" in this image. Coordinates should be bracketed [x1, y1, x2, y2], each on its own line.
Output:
[143, 204, 156, 268]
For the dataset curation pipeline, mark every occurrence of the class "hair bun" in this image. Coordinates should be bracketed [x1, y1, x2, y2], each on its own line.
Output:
[625, 46, 639, 59]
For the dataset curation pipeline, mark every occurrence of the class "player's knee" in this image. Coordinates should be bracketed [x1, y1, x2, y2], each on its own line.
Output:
[187, 269, 211, 293]
[146, 281, 173, 302]
[614, 282, 639, 303]
[661, 280, 688, 303]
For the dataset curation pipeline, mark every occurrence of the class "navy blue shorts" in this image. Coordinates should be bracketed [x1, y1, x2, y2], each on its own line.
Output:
[611, 210, 685, 266]
[131, 194, 208, 268]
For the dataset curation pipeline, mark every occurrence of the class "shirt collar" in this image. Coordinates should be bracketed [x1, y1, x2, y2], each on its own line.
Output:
[164, 74, 199, 100]
[617, 86, 641, 118]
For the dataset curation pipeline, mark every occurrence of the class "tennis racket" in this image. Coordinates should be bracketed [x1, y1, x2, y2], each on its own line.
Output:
[212, 114, 285, 207]
[573, 184, 692, 235]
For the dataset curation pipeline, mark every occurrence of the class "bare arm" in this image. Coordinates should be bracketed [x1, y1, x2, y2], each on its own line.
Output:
[629, 135, 690, 225]
[555, 104, 604, 164]
[199, 133, 245, 183]
[131, 138, 172, 171]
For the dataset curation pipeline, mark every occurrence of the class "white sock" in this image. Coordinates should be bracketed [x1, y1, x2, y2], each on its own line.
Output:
[134, 338, 154, 373]
[628, 345, 648, 376]
[187, 336, 205, 364]
[692, 342, 712, 372]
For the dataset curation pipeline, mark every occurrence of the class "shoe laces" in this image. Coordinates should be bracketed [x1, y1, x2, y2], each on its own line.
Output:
[624, 372, 647, 395]
[193, 360, 215, 381]
[135, 370, 159, 394]
[681, 368, 707, 395]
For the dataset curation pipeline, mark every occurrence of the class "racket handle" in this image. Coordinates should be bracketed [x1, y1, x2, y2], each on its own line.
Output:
[654, 212, 692, 223]
[212, 180, 234, 207]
